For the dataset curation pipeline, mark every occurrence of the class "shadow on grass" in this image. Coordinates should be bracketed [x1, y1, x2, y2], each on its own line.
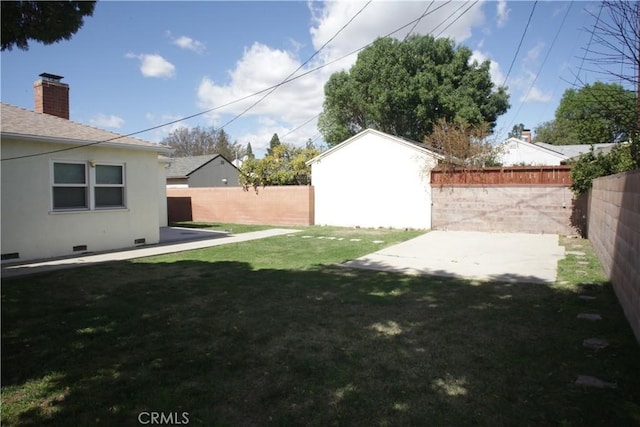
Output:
[2, 260, 639, 426]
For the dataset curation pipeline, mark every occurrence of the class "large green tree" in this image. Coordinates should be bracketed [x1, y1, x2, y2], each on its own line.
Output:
[318, 35, 510, 146]
[533, 82, 636, 145]
[1, 1, 96, 51]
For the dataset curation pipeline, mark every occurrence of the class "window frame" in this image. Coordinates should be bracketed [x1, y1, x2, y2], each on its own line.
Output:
[51, 160, 127, 212]
[51, 161, 89, 211]
[93, 163, 126, 209]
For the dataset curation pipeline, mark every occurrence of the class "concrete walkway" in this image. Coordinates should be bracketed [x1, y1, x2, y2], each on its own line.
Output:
[343, 230, 566, 284]
[2, 228, 300, 279]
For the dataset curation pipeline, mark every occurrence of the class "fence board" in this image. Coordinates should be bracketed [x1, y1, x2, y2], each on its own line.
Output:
[431, 165, 573, 186]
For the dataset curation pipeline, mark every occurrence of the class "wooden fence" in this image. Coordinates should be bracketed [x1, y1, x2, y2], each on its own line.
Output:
[431, 165, 573, 186]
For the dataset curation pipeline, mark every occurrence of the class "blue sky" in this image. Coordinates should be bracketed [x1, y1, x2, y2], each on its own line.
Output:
[1, 1, 632, 157]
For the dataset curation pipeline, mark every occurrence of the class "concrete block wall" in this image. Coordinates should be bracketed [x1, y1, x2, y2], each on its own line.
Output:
[431, 185, 580, 235]
[167, 186, 314, 226]
[588, 170, 640, 342]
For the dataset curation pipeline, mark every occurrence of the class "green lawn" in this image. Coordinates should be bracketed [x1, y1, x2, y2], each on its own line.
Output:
[2, 227, 639, 426]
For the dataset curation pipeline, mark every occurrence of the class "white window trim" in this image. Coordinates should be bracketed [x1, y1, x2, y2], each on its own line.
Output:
[94, 162, 126, 210]
[50, 160, 127, 212]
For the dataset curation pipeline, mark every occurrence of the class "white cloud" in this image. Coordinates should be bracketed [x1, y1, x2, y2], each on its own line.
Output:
[496, 0, 509, 27]
[520, 85, 552, 103]
[126, 53, 176, 79]
[196, 1, 488, 153]
[90, 113, 124, 129]
[172, 35, 206, 54]
[471, 50, 505, 87]
[524, 42, 544, 63]
[144, 112, 192, 142]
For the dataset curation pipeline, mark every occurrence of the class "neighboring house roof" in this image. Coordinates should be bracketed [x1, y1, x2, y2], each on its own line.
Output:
[166, 154, 236, 178]
[306, 128, 444, 165]
[534, 142, 619, 159]
[0, 103, 171, 154]
[500, 137, 568, 162]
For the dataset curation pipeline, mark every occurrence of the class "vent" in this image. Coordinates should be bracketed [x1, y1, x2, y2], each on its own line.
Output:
[1, 252, 20, 261]
[134, 238, 146, 245]
[73, 245, 88, 252]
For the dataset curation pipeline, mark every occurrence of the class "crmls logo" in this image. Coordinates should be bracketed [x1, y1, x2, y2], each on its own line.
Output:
[138, 411, 189, 425]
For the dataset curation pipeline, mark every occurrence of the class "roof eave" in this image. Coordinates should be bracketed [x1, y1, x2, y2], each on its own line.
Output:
[1, 131, 174, 155]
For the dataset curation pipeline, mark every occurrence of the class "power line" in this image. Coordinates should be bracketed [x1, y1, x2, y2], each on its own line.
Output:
[574, 2, 604, 87]
[2, 1, 460, 161]
[502, 1, 538, 87]
[505, 1, 573, 134]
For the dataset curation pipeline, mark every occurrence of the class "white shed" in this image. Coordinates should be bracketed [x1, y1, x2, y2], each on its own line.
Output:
[307, 129, 442, 229]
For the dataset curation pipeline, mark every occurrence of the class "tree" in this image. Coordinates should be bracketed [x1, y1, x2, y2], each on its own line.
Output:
[569, 144, 635, 195]
[534, 82, 636, 145]
[266, 133, 281, 156]
[245, 142, 254, 159]
[318, 34, 510, 146]
[1, 1, 96, 51]
[424, 119, 502, 167]
[239, 143, 319, 187]
[508, 123, 525, 139]
[161, 126, 245, 160]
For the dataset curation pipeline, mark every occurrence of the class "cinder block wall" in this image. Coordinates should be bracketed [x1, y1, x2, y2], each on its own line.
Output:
[167, 186, 314, 226]
[588, 170, 640, 341]
[431, 185, 580, 235]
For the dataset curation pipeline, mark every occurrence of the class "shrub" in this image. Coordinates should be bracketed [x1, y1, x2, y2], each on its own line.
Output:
[569, 143, 636, 195]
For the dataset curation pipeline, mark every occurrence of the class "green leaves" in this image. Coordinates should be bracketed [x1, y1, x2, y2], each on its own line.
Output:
[319, 35, 509, 146]
[569, 144, 636, 195]
[537, 82, 636, 146]
[239, 143, 319, 187]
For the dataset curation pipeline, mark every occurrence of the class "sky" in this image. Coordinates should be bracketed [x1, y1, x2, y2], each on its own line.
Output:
[1, 0, 634, 157]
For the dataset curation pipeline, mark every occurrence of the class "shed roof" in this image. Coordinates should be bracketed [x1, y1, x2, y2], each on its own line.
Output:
[166, 154, 236, 178]
[306, 128, 444, 165]
[0, 103, 171, 154]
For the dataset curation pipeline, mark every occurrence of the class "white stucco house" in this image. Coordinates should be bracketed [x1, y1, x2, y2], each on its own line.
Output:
[1, 75, 172, 262]
[307, 128, 443, 229]
[497, 137, 568, 166]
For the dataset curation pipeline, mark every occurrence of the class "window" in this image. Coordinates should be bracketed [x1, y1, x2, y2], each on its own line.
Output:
[52, 161, 126, 211]
[52, 162, 88, 209]
[95, 164, 124, 208]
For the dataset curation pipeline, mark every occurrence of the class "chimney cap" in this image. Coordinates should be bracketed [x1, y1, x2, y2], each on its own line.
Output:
[39, 73, 64, 82]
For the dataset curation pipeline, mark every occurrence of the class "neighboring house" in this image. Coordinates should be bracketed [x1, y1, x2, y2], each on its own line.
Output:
[1, 74, 172, 263]
[497, 137, 568, 166]
[534, 142, 619, 162]
[307, 128, 443, 229]
[166, 154, 239, 188]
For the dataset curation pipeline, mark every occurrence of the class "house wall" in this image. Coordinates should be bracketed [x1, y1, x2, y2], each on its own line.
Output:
[499, 139, 566, 166]
[311, 133, 437, 229]
[158, 160, 169, 227]
[1, 137, 164, 261]
[587, 170, 640, 342]
[188, 159, 239, 187]
[167, 186, 314, 226]
[431, 185, 580, 235]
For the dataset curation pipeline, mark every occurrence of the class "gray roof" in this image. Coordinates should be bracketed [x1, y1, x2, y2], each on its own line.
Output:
[166, 154, 234, 178]
[1, 103, 171, 153]
[534, 142, 618, 159]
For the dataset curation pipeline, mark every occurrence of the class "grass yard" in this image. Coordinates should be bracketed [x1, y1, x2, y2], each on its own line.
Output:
[2, 227, 639, 426]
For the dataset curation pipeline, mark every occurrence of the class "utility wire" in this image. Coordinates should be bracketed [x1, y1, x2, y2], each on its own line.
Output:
[215, 0, 373, 131]
[574, 2, 603, 87]
[404, 1, 434, 40]
[505, 1, 573, 135]
[2, 0, 456, 161]
[502, 1, 538, 87]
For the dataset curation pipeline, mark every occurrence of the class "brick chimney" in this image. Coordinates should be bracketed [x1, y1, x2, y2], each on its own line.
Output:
[521, 129, 532, 143]
[34, 73, 69, 119]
